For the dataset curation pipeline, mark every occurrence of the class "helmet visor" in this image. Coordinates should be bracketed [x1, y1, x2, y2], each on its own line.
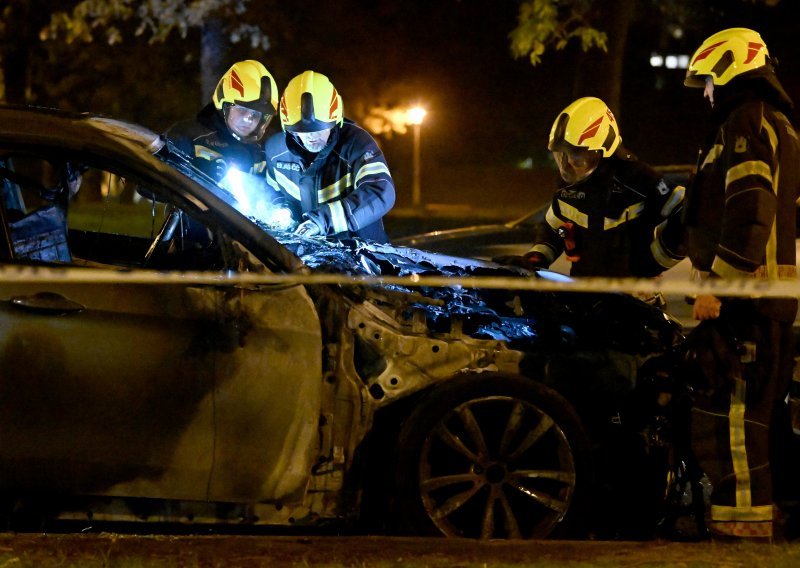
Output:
[225, 104, 272, 143]
[552, 145, 601, 184]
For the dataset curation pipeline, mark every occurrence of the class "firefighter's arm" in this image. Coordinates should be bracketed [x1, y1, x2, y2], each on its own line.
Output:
[712, 112, 776, 277]
[530, 202, 566, 264]
[306, 141, 395, 236]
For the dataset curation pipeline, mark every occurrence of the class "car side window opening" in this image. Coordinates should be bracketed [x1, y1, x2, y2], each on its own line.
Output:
[0, 151, 222, 270]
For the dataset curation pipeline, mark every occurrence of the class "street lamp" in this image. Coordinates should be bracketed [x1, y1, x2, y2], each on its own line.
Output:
[406, 106, 426, 208]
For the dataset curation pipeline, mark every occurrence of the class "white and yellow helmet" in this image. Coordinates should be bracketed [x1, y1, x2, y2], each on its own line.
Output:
[685, 28, 770, 88]
[548, 97, 621, 158]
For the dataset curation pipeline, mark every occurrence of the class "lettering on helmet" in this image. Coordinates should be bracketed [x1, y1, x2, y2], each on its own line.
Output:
[276, 161, 301, 172]
[744, 42, 764, 64]
[692, 40, 726, 65]
[578, 116, 603, 145]
[329, 88, 339, 120]
[230, 69, 245, 98]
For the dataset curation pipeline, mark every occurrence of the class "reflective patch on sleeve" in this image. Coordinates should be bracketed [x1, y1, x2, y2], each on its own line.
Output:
[725, 160, 772, 189]
[274, 169, 302, 200]
[354, 162, 391, 187]
[265, 171, 281, 192]
[650, 221, 682, 268]
[327, 200, 349, 233]
[711, 255, 754, 278]
[319, 174, 352, 202]
[604, 201, 644, 230]
[761, 116, 778, 154]
[660, 185, 685, 217]
[530, 243, 557, 264]
[555, 200, 589, 229]
[545, 205, 560, 230]
[194, 146, 223, 161]
[701, 144, 723, 169]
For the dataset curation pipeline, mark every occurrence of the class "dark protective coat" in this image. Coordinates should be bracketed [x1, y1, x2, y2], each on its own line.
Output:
[264, 122, 395, 243]
[165, 104, 267, 181]
[530, 152, 686, 277]
[682, 77, 800, 538]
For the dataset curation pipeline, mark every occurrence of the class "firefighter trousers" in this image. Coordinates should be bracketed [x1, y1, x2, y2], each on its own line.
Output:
[686, 303, 795, 538]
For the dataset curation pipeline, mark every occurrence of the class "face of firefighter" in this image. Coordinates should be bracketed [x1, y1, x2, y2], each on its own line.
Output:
[226, 105, 265, 139]
[552, 146, 601, 184]
[296, 127, 333, 153]
[704, 76, 715, 108]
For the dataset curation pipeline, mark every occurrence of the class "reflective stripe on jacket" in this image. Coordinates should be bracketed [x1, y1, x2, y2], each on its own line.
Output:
[264, 121, 395, 243]
[531, 155, 686, 277]
[684, 99, 800, 320]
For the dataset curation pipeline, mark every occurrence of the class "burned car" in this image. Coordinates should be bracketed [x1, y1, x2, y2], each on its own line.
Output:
[0, 106, 686, 539]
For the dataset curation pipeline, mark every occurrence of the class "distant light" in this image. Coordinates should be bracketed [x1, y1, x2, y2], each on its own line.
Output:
[665, 55, 679, 69]
[407, 106, 426, 125]
[671, 27, 684, 39]
[517, 157, 534, 170]
[677, 54, 690, 69]
[650, 54, 664, 67]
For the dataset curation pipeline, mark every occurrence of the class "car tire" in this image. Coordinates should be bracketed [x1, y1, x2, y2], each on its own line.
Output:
[391, 372, 591, 539]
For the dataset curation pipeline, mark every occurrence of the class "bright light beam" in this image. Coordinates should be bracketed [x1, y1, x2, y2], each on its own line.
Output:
[219, 166, 295, 230]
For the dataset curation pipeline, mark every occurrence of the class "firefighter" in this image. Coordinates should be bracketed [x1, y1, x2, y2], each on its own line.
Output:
[166, 60, 278, 181]
[494, 97, 686, 278]
[264, 70, 395, 243]
[681, 27, 800, 540]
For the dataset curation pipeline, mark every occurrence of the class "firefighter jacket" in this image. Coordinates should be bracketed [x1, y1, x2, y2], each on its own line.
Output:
[683, 94, 800, 321]
[264, 121, 395, 243]
[529, 154, 686, 277]
[165, 104, 267, 181]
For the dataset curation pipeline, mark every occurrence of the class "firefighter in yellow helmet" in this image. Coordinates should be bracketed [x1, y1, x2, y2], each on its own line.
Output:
[681, 28, 800, 540]
[166, 60, 278, 181]
[495, 97, 686, 278]
[263, 70, 396, 242]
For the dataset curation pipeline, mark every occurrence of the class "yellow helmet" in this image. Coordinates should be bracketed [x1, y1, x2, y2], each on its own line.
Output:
[548, 97, 621, 158]
[213, 60, 278, 114]
[213, 60, 278, 142]
[280, 70, 344, 133]
[685, 28, 769, 88]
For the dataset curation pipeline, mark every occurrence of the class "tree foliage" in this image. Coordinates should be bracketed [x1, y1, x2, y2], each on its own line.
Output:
[509, 0, 607, 66]
[42, 0, 268, 49]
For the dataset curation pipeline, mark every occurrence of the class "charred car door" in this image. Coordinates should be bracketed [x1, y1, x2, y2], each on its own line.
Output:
[0, 151, 322, 508]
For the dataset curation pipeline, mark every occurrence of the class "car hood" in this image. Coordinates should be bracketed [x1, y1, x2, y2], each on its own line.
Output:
[268, 231, 681, 352]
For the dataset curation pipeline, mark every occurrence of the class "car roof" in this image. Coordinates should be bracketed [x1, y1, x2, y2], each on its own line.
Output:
[0, 105, 165, 157]
[0, 105, 306, 273]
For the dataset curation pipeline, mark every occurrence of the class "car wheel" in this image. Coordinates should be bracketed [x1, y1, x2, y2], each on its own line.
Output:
[392, 373, 591, 539]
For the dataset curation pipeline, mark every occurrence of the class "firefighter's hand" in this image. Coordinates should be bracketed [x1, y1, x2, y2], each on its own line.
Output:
[295, 219, 322, 237]
[693, 294, 721, 321]
[492, 251, 548, 271]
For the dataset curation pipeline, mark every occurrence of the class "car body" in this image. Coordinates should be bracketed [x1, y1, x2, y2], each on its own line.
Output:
[0, 106, 686, 539]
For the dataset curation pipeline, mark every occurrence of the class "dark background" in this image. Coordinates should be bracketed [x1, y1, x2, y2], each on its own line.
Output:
[3, 0, 799, 213]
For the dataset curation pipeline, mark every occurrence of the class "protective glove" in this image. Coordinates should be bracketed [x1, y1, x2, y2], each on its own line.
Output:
[492, 251, 549, 271]
[295, 219, 323, 237]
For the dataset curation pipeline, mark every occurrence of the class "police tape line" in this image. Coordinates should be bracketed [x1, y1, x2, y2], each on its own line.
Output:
[1, 265, 800, 298]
